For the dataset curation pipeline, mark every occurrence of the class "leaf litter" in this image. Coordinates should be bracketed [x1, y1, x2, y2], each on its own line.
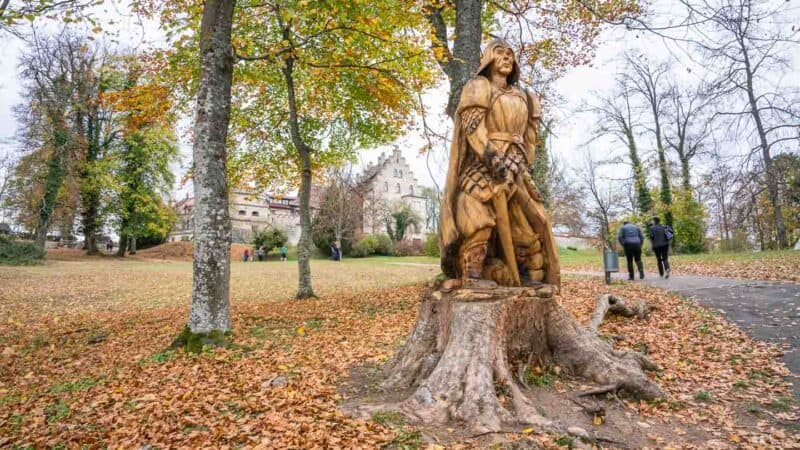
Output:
[0, 259, 797, 448]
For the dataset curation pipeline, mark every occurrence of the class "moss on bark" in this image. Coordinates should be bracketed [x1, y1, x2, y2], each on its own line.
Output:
[171, 325, 231, 353]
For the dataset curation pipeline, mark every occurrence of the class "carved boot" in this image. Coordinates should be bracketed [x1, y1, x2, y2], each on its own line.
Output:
[516, 243, 545, 287]
[462, 241, 496, 289]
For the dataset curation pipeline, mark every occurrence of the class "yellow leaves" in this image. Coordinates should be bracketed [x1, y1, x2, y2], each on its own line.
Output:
[296, 325, 306, 337]
[521, 427, 534, 434]
[592, 415, 603, 426]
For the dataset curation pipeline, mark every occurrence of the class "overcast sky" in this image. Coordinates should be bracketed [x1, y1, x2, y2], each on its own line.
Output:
[1, 1, 798, 198]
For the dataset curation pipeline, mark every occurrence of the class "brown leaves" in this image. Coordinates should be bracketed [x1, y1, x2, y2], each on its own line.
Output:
[0, 258, 797, 448]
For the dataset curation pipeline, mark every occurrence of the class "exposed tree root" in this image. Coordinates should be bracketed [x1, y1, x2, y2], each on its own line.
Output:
[588, 294, 653, 332]
[380, 283, 664, 433]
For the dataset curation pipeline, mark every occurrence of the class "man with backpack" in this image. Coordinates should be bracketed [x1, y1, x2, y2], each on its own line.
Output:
[617, 221, 645, 281]
[648, 216, 674, 279]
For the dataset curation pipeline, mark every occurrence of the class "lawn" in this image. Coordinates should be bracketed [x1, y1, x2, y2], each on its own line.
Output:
[0, 255, 797, 448]
[558, 248, 800, 283]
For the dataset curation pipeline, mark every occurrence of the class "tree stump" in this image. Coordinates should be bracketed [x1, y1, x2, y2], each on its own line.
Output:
[381, 282, 663, 433]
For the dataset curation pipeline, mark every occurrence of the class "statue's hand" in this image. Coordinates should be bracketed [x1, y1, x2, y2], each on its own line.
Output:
[492, 156, 507, 180]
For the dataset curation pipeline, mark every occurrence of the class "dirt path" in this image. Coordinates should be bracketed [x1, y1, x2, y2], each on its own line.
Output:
[568, 270, 800, 398]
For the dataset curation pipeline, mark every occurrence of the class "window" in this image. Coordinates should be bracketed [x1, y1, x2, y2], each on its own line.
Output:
[399, 170, 403, 178]
[395, 183, 401, 193]
[238, 210, 246, 215]
[409, 185, 414, 195]
[393, 168, 398, 177]
[251, 211, 259, 217]
[384, 181, 388, 192]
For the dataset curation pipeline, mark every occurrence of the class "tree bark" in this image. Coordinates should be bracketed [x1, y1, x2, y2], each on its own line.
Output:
[81, 106, 102, 255]
[188, 0, 235, 334]
[426, 0, 483, 117]
[34, 127, 69, 251]
[281, 31, 315, 299]
[116, 233, 127, 257]
[382, 284, 663, 433]
[588, 294, 651, 332]
[741, 42, 787, 248]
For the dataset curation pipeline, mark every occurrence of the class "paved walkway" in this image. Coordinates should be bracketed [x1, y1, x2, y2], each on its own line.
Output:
[567, 270, 800, 398]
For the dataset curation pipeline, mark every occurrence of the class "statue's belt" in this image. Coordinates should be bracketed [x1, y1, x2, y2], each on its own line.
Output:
[487, 132, 524, 146]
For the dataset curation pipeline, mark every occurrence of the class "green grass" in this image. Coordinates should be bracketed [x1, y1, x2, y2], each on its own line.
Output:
[371, 410, 405, 426]
[694, 390, 713, 402]
[44, 400, 70, 423]
[556, 247, 800, 271]
[50, 376, 104, 394]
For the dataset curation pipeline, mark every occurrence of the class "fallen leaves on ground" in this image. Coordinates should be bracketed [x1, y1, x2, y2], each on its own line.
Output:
[0, 259, 796, 448]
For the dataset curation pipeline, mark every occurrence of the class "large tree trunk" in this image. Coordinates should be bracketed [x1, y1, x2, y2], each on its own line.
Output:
[34, 128, 69, 251]
[81, 109, 101, 255]
[426, 0, 483, 117]
[116, 233, 127, 257]
[187, 0, 235, 334]
[625, 127, 652, 214]
[382, 283, 663, 433]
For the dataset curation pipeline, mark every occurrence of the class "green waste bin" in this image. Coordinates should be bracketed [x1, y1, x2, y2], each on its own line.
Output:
[603, 249, 619, 284]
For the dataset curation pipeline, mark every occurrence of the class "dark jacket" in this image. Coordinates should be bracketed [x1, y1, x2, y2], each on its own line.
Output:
[617, 223, 643, 246]
[649, 224, 673, 248]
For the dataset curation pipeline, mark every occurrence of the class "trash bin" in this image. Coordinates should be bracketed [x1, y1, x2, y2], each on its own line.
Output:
[603, 249, 619, 285]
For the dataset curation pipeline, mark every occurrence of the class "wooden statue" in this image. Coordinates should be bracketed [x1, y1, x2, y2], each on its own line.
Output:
[440, 38, 560, 288]
[372, 40, 662, 435]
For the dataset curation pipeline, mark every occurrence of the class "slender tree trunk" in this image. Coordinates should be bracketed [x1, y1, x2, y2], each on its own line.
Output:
[129, 236, 137, 254]
[625, 127, 652, 214]
[740, 37, 787, 248]
[188, 0, 236, 334]
[679, 156, 691, 192]
[281, 51, 316, 299]
[34, 128, 69, 251]
[655, 137, 673, 226]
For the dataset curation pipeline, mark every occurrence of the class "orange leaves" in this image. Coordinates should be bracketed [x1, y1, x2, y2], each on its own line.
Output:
[102, 82, 174, 134]
[1, 257, 797, 447]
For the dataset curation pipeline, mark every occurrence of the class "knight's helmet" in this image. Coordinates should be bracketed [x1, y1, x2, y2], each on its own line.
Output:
[476, 39, 520, 85]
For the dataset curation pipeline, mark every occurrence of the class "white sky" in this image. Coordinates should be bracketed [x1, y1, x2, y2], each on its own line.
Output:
[1, 1, 798, 200]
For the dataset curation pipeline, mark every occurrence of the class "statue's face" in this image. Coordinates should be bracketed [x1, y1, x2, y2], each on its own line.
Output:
[492, 46, 515, 76]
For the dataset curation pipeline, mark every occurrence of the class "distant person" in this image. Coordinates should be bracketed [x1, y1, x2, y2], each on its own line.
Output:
[256, 246, 265, 261]
[243, 249, 250, 262]
[280, 244, 288, 262]
[106, 241, 113, 252]
[617, 220, 645, 281]
[648, 216, 674, 278]
[330, 242, 341, 261]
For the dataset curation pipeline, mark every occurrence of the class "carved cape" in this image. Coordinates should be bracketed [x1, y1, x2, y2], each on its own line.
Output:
[440, 81, 552, 282]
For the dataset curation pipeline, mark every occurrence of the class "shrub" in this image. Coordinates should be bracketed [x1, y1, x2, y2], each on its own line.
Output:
[394, 239, 423, 256]
[252, 227, 288, 254]
[310, 218, 353, 256]
[423, 233, 440, 257]
[670, 190, 707, 254]
[0, 235, 44, 265]
[351, 234, 394, 257]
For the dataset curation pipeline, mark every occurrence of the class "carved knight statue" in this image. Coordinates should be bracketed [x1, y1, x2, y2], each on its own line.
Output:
[440, 39, 561, 287]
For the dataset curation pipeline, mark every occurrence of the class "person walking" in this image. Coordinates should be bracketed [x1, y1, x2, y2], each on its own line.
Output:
[617, 220, 645, 281]
[329, 242, 341, 261]
[256, 246, 265, 262]
[648, 216, 674, 279]
[243, 248, 250, 262]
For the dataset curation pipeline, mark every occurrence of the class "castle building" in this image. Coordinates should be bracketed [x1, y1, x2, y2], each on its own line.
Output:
[356, 148, 433, 242]
[169, 189, 320, 244]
